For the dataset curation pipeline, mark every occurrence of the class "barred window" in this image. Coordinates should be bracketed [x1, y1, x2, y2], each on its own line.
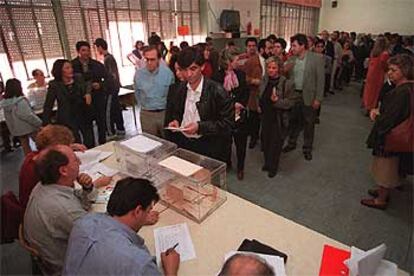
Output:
[261, 0, 320, 46]
[0, 0, 201, 85]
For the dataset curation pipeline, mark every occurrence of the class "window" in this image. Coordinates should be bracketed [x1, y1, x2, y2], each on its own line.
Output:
[261, 0, 320, 46]
[0, 0, 201, 86]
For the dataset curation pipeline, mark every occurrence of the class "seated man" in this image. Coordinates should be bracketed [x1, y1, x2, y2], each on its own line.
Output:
[63, 177, 180, 276]
[164, 47, 234, 162]
[218, 253, 275, 276]
[24, 145, 104, 275]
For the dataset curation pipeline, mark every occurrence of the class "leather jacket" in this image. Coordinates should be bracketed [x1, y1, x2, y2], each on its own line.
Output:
[164, 77, 235, 136]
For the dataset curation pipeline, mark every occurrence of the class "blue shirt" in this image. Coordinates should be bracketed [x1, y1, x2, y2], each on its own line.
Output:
[63, 213, 161, 276]
[134, 64, 174, 110]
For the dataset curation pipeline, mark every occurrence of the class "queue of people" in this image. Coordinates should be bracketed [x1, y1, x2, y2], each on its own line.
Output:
[0, 29, 413, 275]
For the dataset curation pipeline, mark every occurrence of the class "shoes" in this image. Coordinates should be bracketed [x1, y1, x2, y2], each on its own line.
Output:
[304, 152, 312, 161]
[328, 90, 335, 95]
[367, 188, 379, 198]
[237, 170, 244, 180]
[117, 130, 126, 136]
[262, 166, 268, 172]
[268, 171, 277, 178]
[282, 145, 296, 153]
[106, 134, 118, 141]
[360, 198, 387, 210]
[249, 140, 257, 149]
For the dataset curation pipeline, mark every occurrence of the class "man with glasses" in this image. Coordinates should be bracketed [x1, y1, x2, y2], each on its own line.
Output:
[134, 46, 174, 137]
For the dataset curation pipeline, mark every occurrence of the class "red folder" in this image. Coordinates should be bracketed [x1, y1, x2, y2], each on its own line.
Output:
[319, 244, 351, 276]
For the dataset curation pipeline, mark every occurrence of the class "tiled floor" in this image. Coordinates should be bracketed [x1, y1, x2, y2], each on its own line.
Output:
[1, 83, 413, 274]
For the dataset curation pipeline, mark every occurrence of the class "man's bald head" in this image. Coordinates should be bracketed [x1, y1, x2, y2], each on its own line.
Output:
[219, 254, 275, 276]
[36, 145, 79, 186]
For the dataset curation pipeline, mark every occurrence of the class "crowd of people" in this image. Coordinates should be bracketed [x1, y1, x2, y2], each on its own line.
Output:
[0, 29, 413, 275]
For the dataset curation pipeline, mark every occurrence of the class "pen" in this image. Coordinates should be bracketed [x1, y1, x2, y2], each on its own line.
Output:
[166, 243, 179, 255]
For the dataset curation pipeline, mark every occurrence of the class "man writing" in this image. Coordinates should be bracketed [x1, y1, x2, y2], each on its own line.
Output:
[63, 177, 180, 276]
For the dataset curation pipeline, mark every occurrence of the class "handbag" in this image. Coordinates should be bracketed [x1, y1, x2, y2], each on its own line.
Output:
[384, 84, 414, 152]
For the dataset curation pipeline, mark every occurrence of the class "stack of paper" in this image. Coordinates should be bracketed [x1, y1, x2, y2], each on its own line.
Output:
[120, 135, 162, 153]
[158, 156, 202, 177]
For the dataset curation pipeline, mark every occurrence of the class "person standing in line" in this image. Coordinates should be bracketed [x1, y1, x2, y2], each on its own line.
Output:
[0, 79, 42, 155]
[283, 34, 325, 161]
[259, 57, 294, 177]
[242, 37, 265, 149]
[134, 46, 174, 137]
[213, 50, 249, 180]
[43, 59, 95, 148]
[72, 41, 111, 146]
[94, 38, 126, 139]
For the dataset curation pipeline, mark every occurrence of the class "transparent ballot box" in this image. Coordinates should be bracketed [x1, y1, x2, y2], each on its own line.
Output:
[114, 133, 177, 181]
[156, 148, 227, 223]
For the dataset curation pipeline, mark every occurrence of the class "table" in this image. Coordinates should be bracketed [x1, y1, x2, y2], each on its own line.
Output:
[93, 142, 408, 275]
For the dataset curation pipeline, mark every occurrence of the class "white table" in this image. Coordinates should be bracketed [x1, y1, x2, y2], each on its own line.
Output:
[93, 142, 408, 275]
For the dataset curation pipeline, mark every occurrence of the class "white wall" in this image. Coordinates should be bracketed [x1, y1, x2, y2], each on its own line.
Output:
[206, 0, 261, 34]
[319, 0, 414, 35]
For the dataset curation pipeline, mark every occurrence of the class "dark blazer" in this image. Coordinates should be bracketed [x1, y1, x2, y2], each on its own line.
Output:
[71, 57, 113, 95]
[367, 82, 411, 153]
[324, 40, 335, 60]
[42, 78, 89, 128]
[164, 78, 235, 136]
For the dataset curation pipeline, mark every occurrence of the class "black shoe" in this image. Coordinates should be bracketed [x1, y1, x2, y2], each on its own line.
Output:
[282, 145, 296, 153]
[249, 140, 257, 149]
[268, 171, 277, 178]
[328, 90, 335, 95]
[304, 152, 312, 161]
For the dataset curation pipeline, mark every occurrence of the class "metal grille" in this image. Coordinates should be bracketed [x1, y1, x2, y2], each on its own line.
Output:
[0, 0, 199, 81]
[261, 0, 320, 43]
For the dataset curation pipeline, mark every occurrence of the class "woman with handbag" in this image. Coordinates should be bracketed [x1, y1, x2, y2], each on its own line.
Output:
[213, 50, 249, 180]
[361, 54, 414, 209]
[259, 56, 295, 178]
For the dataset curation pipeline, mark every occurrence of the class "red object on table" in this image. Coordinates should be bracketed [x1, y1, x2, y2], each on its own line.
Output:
[319, 244, 351, 276]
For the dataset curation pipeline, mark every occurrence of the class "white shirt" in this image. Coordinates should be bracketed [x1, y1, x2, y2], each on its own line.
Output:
[181, 77, 203, 138]
[259, 55, 266, 77]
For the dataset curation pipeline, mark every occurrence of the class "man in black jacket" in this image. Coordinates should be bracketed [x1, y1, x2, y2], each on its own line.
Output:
[72, 41, 112, 145]
[164, 47, 234, 162]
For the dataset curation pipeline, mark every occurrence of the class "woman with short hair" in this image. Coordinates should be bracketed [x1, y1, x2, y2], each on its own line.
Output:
[43, 59, 94, 148]
[361, 54, 414, 209]
[259, 56, 295, 178]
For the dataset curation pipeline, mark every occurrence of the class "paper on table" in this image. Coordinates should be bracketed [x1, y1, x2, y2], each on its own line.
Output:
[158, 156, 202, 177]
[154, 223, 196, 265]
[82, 162, 119, 177]
[76, 150, 112, 165]
[120, 135, 162, 153]
[222, 251, 286, 276]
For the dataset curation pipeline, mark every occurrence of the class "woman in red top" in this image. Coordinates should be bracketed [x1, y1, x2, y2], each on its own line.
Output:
[18, 124, 86, 207]
[363, 37, 390, 111]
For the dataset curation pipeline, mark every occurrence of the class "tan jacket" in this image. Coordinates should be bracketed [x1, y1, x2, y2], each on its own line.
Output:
[242, 54, 263, 111]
